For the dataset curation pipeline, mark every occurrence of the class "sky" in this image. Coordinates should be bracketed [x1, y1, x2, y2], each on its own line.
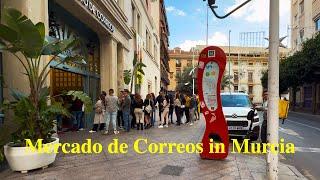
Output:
[165, 0, 291, 51]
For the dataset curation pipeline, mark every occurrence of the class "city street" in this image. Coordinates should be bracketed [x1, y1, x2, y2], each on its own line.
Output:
[279, 112, 320, 180]
[0, 115, 306, 180]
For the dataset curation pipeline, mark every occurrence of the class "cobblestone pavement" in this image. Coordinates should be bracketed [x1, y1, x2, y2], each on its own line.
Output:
[1, 116, 306, 180]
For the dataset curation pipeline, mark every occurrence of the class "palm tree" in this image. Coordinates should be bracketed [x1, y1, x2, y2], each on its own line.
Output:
[221, 75, 233, 90]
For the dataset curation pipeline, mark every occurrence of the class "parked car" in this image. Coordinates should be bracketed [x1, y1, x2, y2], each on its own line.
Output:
[221, 92, 260, 141]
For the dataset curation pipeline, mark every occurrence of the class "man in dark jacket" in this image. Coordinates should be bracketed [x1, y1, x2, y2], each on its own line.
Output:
[121, 89, 131, 132]
[156, 91, 164, 124]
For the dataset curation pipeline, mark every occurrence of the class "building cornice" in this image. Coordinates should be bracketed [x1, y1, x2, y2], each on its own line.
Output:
[99, 0, 134, 39]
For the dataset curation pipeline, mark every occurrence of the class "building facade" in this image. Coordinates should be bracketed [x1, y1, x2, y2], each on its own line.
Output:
[290, 0, 320, 114]
[168, 46, 288, 104]
[0, 0, 161, 126]
[159, 0, 170, 91]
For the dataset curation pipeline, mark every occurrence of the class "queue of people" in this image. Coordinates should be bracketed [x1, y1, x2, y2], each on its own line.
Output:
[87, 89, 201, 135]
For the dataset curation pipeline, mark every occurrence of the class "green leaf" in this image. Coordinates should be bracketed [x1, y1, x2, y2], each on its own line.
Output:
[35, 22, 45, 44]
[2, 8, 43, 58]
[0, 24, 18, 44]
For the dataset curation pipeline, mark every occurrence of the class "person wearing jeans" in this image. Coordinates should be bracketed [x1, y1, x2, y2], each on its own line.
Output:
[71, 98, 83, 131]
[121, 89, 131, 132]
[104, 89, 119, 135]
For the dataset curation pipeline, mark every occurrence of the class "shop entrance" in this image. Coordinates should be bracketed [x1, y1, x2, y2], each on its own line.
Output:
[49, 1, 101, 130]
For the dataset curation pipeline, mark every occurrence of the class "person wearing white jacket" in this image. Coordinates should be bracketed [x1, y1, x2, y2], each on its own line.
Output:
[159, 95, 170, 128]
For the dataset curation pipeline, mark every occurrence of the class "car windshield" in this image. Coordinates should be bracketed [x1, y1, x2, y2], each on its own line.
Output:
[221, 95, 251, 107]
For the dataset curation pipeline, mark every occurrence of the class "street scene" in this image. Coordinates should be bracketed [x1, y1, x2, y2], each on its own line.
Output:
[0, 0, 319, 180]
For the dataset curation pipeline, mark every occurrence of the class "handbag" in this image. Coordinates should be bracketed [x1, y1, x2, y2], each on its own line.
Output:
[145, 100, 152, 113]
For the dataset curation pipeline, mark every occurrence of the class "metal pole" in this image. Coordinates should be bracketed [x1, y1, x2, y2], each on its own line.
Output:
[192, 48, 195, 95]
[267, 0, 279, 179]
[206, 3, 209, 46]
[228, 30, 231, 92]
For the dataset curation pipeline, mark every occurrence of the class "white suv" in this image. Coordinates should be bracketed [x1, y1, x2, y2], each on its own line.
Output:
[221, 92, 260, 141]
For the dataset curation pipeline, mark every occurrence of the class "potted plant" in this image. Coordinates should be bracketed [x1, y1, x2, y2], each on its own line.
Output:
[0, 8, 92, 173]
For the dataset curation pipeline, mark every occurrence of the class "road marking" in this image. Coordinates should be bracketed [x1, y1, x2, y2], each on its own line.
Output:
[294, 147, 320, 153]
[287, 120, 320, 132]
[279, 127, 304, 139]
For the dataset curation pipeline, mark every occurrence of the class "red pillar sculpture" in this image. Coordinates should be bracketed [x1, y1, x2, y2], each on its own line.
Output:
[197, 46, 229, 160]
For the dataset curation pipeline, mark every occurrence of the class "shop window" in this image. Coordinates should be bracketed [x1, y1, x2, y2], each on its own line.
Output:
[170, 72, 174, 79]
[234, 71, 239, 82]
[299, 1, 304, 14]
[187, 60, 192, 66]
[234, 85, 238, 91]
[248, 72, 253, 82]
[249, 85, 253, 94]
[137, 14, 141, 35]
[299, 29, 304, 42]
[176, 60, 181, 67]
[315, 18, 320, 32]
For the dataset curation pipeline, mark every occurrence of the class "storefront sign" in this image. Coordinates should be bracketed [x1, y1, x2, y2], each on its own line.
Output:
[80, 0, 115, 33]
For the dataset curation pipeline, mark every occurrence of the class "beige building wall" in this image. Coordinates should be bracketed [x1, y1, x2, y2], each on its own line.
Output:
[291, 0, 320, 52]
[168, 46, 289, 104]
[129, 0, 161, 98]
[1, 0, 134, 100]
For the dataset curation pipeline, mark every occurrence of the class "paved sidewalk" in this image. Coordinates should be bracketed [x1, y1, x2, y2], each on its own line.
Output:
[1, 117, 306, 180]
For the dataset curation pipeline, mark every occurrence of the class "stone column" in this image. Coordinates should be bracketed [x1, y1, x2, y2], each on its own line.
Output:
[117, 44, 125, 93]
[100, 36, 118, 94]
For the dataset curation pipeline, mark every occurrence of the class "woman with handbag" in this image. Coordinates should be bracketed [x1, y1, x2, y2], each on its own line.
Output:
[89, 94, 106, 133]
[144, 94, 153, 129]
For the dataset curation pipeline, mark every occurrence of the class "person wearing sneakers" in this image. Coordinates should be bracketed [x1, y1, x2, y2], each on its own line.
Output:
[104, 89, 119, 135]
[159, 95, 170, 128]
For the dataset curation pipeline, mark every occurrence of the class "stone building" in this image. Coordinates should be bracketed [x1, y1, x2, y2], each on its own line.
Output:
[0, 0, 162, 126]
[290, 0, 320, 114]
[159, 0, 170, 91]
[168, 46, 288, 104]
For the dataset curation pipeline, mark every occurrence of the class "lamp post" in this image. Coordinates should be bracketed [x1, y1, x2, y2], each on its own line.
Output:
[267, 0, 280, 179]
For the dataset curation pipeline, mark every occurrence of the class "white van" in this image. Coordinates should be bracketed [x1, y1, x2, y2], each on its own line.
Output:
[221, 92, 260, 141]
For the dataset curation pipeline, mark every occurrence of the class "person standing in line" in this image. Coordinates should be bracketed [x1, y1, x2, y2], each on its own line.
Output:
[122, 89, 132, 132]
[196, 95, 200, 120]
[174, 93, 182, 126]
[159, 95, 170, 128]
[71, 98, 84, 131]
[151, 93, 156, 127]
[168, 94, 174, 124]
[179, 93, 186, 123]
[130, 94, 136, 129]
[144, 94, 153, 129]
[133, 94, 144, 130]
[189, 95, 197, 126]
[117, 90, 124, 130]
[90, 94, 105, 133]
[184, 94, 191, 124]
[104, 89, 120, 135]
[156, 91, 164, 125]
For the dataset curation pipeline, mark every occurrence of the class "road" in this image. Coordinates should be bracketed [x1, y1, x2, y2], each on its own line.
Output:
[278, 112, 320, 180]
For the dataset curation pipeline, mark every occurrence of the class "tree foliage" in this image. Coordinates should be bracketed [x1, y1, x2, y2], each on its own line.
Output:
[176, 66, 197, 94]
[261, 32, 320, 93]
